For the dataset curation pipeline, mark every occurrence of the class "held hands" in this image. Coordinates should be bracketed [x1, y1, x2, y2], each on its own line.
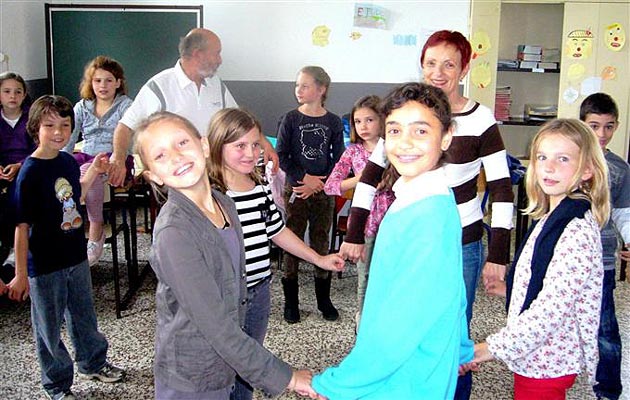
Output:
[288, 369, 321, 399]
[108, 153, 127, 187]
[0, 280, 7, 296]
[0, 163, 21, 181]
[620, 244, 630, 262]
[316, 253, 345, 272]
[339, 242, 366, 263]
[482, 262, 507, 297]
[459, 342, 495, 376]
[91, 152, 111, 175]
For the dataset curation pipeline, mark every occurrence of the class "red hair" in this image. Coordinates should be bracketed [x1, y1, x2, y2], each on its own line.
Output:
[420, 30, 472, 71]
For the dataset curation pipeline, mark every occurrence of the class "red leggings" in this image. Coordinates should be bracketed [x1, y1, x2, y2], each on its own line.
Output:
[514, 373, 577, 400]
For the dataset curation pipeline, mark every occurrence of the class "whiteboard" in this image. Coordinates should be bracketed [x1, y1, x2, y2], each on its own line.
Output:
[206, 1, 470, 83]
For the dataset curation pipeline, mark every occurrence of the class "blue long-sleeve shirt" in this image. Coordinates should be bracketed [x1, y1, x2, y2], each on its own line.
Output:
[313, 168, 473, 399]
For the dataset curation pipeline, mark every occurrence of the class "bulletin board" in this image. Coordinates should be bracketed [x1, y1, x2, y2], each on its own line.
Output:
[45, 4, 202, 102]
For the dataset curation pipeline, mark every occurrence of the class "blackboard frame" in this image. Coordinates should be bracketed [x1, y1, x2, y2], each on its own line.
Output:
[45, 4, 203, 102]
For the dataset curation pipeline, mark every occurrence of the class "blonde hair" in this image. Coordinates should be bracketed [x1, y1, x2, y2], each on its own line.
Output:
[207, 108, 263, 193]
[133, 111, 204, 203]
[298, 66, 331, 106]
[524, 118, 610, 227]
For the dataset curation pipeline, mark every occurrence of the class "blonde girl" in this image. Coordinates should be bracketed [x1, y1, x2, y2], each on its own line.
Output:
[63, 55, 133, 265]
[207, 107, 344, 400]
[473, 119, 610, 400]
[134, 111, 317, 400]
[276, 66, 345, 323]
[323, 95, 394, 328]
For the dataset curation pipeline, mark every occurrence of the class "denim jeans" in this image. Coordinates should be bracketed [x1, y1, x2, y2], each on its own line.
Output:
[29, 260, 109, 396]
[454, 239, 484, 400]
[593, 269, 622, 400]
[232, 277, 272, 400]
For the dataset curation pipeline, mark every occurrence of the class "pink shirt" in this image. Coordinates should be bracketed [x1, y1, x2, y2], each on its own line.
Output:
[324, 143, 394, 238]
[487, 211, 603, 383]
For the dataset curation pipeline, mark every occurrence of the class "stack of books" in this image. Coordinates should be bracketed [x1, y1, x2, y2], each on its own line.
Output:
[495, 86, 512, 121]
[517, 45, 542, 69]
[524, 103, 557, 121]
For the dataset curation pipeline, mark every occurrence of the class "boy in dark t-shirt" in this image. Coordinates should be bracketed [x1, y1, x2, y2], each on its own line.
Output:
[6, 95, 125, 400]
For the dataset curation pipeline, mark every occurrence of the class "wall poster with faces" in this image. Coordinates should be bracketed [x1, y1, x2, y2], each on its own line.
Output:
[604, 22, 626, 51]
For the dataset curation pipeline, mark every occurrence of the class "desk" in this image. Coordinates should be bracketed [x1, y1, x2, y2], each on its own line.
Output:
[108, 182, 153, 318]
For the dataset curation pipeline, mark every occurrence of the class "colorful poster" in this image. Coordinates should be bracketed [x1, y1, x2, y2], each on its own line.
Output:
[471, 31, 491, 59]
[604, 23, 625, 51]
[601, 66, 617, 80]
[470, 62, 492, 88]
[312, 25, 331, 47]
[353, 3, 389, 30]
[565, 29, 594, 59]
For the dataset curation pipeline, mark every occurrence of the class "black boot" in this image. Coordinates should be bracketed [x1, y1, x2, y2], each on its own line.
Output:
[314, 275, 339, 321]
[281, 278, 300, 323]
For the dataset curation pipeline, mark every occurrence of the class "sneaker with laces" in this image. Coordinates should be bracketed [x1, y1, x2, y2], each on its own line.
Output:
[45, 390, 76, 400]
[87, 231, 106, 266]
[80, 362, 125, 383]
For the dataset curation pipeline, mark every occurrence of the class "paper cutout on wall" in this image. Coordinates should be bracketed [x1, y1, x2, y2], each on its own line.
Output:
[565, 29, 594, 59]
[604, 23, 626, 51]
[563, 87, 579, 104]
[353, 3, 389, 30]
[393, 34, 417, 46]
[567, 63, 586, 84]
[470, 62, 492, 88]
[580, 76, 602, 97]
[601, 66, 617, 80]
[312, 25, 331, 47]
[471, 31, 491, 59]
[349, 32, 362, 41]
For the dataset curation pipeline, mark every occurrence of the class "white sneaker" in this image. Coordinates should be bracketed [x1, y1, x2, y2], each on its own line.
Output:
[87, 231, 106, 266]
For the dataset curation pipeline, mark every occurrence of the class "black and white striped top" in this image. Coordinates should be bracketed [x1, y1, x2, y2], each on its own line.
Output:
[227, 182, 284, 287]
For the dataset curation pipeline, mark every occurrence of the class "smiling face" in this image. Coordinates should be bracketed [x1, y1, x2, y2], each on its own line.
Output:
[91, 68, 121, 103]
[534, 133, 592, 211]
[222, 126, 262, 177]
[421, 43, 469, 100]
[352, 107, 381, 145]
[37, 112, 72, 158]
[0, 78, 26, 115]
[140, 119, 209, 193]
[295, 72, 325, 106]
[583, 113, 618, 151]
[384, 101, 452, 182]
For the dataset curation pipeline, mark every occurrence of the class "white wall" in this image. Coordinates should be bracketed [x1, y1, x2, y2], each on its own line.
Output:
[1, 0, 470, 82]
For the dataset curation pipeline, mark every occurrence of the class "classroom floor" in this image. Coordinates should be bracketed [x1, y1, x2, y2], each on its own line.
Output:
[0, 230, 628, 400]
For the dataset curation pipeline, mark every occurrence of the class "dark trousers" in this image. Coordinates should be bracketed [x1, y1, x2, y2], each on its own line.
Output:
[281, 186, 333, 280]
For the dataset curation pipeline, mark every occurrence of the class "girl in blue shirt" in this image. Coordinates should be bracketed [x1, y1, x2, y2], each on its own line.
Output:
[313, 83, 473, 399]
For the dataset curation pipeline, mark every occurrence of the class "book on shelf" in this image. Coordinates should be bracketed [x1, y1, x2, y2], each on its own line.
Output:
[498, 59, 519, 69]
[518, 52, 542, 62]
[517, 44, 542, 54]
[537, 62, 558, 70]
[524, 104, 557, 121]
[494, 86, 512, 122]
[519, 60, 538, 69]
[542, 48, 560, 62]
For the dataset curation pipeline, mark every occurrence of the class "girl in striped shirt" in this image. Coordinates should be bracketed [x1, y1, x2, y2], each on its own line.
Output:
[207, 107, 344, 400]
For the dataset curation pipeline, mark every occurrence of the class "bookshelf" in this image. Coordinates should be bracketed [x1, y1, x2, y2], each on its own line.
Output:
[495, 2, 564, 157]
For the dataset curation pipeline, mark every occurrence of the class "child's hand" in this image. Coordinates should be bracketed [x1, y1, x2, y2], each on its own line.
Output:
[485, 279, 507, 297]
[0, 279, 7, 296]
[7, 274, 29, 302]
[473, 342, 494, 364]
[293, 184, 316, 200]
[301, 174, 325, 192]
[90, 153, 111, 175]
[620, 245, 629, 262]
[1, 163, 21, 181]
[482, 262, 506, 287]
[288, 369, 319, 398]
[316, 253, 345, 272]
[339, 242, 365, 263]
[458, 362, 480, 375]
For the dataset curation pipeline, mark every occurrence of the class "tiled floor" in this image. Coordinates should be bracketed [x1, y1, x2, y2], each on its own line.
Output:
[0, 234, 628, 399]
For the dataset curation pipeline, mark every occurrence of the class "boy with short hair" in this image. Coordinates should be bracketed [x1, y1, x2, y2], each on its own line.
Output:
[580, 92, 630, 400]
[7, 95, 125, 400]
